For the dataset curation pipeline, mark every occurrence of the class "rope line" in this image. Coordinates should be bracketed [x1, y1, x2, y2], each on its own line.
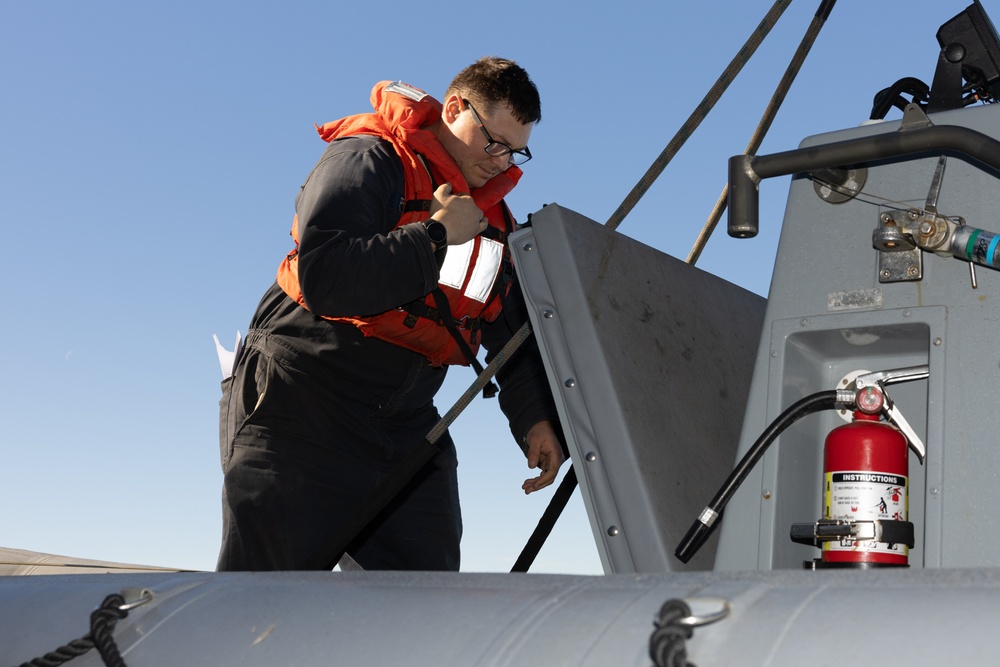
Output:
[427, 320, 533, 445]
[688, 0, 838, 264]
[14, 594, 130, 667]
[605, 0, 793, 232]
[510, 466, 578, 573]
[649, 599, 695, 667]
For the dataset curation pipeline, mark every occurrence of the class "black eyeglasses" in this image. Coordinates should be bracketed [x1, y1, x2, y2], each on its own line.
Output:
[462, 99, 532, 166]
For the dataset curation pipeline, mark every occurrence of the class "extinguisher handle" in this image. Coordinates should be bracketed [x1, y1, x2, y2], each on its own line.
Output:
[855, 365, 929, 390]
[883, 397, 926, 462]
[855, 365, 928, 462]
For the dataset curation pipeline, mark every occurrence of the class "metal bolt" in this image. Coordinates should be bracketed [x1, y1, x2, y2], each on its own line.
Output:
[762, 489, 773, 500]
[907, 265, 919, 277]
[543, 309, 554, 319]
[934, 337, 943, 346]
[880, 269, 891, 279]
[522, 242, 534, 251]
[564, 378, 576, 388]
[908, 209, 920, 220]
[607, 526, 620, 537]
[585, 452, 597, 462]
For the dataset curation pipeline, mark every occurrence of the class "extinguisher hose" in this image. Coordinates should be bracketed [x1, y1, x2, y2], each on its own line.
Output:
[675, 390, 840, 563]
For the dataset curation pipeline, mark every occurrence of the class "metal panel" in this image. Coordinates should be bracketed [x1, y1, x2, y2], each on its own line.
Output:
[511, 206, 765, 572]
[716, 103, 1000, 571]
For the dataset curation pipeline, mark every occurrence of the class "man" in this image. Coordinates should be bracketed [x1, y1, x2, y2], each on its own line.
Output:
[217, 57, 565, 572]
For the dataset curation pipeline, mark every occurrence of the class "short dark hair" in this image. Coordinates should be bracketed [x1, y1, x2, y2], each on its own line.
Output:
[446, 56, 541, 125]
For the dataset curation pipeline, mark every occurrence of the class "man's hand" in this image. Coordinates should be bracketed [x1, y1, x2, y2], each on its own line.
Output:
[521, 420, 565, 494]
[428, 183, 487, 246]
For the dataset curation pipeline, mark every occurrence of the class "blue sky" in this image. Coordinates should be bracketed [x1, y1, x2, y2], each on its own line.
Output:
[0, 0, 972, 573]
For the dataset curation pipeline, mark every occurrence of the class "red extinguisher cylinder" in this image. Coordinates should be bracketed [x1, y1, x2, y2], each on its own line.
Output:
[823, 411, 909, 566]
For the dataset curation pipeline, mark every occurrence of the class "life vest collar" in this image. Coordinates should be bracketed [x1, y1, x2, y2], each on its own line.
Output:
[316, 80, 521, 210]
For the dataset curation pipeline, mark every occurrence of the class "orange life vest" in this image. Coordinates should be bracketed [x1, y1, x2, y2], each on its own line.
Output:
[276, 81, 522, 367]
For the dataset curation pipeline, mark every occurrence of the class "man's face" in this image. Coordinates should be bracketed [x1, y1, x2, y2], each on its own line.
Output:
[441, 94, 533, 188]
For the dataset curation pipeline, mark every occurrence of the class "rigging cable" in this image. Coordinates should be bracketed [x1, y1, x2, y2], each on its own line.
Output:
[688, 0, 838, 264]
[605, 0, 794, 232]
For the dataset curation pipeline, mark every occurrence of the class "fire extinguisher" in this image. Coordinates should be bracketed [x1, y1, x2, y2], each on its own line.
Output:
[821, 389, 910, 566]
[675, 365, 926, 567]
[790, 372, 924, 569]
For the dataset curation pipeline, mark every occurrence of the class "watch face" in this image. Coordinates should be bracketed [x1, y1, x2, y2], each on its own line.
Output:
[426, 220, 447, 246]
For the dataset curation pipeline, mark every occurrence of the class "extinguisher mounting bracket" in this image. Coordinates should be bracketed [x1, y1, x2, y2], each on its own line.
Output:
[790, 518, 916, 549]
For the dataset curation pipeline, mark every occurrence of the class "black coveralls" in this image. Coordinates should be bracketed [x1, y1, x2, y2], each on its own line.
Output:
[217, 134, 559, 571]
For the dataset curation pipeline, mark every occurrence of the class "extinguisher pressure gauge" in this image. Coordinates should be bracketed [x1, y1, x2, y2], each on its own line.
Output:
[855, 386, 884, 414]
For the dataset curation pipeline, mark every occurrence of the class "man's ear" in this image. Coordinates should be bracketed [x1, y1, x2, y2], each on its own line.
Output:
[442, 94, 464, 124]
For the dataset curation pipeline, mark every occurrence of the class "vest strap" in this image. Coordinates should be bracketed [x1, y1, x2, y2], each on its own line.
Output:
[399, 299, 483, 336]
[427, 288, 497, 399]
[402, 198, 432, 213]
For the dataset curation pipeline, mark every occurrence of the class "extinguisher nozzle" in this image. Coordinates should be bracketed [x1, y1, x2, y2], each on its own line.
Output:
[675, 519, 716, 564]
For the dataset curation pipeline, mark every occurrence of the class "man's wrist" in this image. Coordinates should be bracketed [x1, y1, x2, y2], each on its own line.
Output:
[423, 218, 447, 249]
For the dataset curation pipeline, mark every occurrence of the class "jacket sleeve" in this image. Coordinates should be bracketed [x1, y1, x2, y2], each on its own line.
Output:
[480, 272, 566, 456]
[295, 136, 440, 317]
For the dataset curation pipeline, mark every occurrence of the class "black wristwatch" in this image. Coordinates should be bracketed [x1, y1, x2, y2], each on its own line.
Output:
[423, 218, 448, 248]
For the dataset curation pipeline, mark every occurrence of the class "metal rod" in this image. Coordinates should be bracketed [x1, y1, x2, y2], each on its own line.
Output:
[728, 118, 1000, 238]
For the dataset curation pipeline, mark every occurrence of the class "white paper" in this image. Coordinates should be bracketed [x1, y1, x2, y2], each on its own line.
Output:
[213, 331, 242, 379]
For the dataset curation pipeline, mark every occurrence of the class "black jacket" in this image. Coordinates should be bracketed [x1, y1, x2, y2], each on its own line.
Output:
[247, 134, 559, 450]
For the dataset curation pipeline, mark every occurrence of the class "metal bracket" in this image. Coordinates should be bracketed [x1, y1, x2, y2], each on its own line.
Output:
[791, 519, 916, 548]
[813, 167, 868, 204]
[875, 209, 924, 282]
[674, 598, 732, 628]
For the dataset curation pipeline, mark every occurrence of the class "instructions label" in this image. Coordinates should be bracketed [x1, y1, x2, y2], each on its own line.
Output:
[824, 470, 908, 556]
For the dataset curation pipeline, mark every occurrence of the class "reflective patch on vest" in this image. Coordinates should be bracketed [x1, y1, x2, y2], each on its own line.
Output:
[385, 81, 428, 102]
[440, 240, 473, 291]
[466, 238, 503, 302]
[439, 237, 503, 303]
